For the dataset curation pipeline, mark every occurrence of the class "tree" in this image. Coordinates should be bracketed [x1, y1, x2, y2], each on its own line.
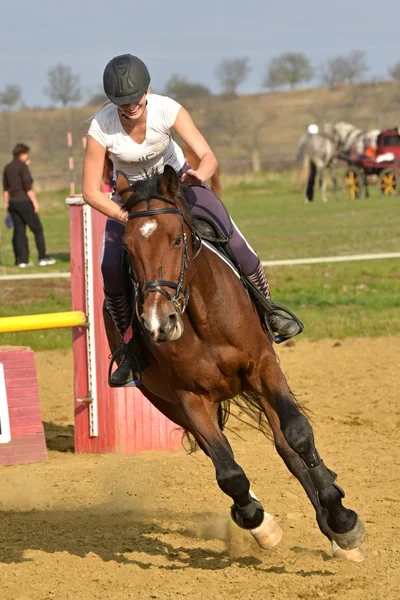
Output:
[87, 88, 108, 106]
[321, 50, 369, 88]
[44, 64, 82, 106]
[0, 84, 22, 109]
[262, 53, 313, 90]
[164, 74, 211, 99]
[389, 61, 400, 81]
[214, 57, 251, 97]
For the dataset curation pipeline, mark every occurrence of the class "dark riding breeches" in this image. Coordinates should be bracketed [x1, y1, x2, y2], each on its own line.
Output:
[101, 184, 260, 298]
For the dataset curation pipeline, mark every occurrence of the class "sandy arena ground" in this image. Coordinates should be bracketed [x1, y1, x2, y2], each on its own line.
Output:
[0, 337, 399, 600]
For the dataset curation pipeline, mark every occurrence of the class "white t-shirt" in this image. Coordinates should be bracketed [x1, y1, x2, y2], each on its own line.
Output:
[87, 94, 185, 183]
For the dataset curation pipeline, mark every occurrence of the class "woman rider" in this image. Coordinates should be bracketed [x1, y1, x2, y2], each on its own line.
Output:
[83, 54, 302, 386]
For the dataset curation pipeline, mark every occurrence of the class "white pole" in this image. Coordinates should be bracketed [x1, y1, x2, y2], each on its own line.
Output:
[83, 204, 98, 437]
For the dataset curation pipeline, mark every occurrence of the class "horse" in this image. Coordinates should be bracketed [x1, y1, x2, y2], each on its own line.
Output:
[324, 122, 381, 198]
[103, 165, 366, 561]
[325, 121, 381, 156]
[296, 132, 339, 203]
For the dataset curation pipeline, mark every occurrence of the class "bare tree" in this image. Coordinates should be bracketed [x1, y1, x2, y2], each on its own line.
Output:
[44, 64, 82, 106]
[262, 53, 313, 90]
[214, 57, 251, 97]
[389, 61, 400, 81]
[321, 50, 369, 88]
[87, 87, 108, 106]
[164, 74, 211, 99]
[0, 84, 22, 109]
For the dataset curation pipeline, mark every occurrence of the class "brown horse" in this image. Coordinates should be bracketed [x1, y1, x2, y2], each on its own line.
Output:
[104, 165, 366, 561]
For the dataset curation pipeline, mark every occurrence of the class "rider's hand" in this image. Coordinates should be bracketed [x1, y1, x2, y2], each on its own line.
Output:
[180, 169, 204, 185]
[32, 200, 39, 213]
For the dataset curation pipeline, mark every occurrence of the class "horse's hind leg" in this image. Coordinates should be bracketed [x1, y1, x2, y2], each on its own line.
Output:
[305, 161, 316, 202]
[178, 393, 283, 550]
[318, 166, 328, 203]
[255, 360, 366, 559]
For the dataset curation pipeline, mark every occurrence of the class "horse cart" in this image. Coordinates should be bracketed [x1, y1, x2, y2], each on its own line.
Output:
[341, 126, 400, 199]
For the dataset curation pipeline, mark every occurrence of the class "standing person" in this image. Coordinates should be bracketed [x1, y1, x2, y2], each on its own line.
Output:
[3, 143, 56, 268]
[83, 54, 303, 385]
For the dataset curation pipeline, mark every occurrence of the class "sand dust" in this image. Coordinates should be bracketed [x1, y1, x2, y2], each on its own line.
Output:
[0, 337, 399, 600]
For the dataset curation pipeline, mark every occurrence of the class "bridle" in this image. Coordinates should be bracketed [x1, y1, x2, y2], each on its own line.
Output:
[122, 189, 202, 315]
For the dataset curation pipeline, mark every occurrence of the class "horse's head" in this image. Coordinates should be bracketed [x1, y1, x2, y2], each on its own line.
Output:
[117, 166, 200, 345]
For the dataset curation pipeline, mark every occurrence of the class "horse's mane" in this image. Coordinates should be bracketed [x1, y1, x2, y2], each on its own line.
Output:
[122, 170, 192, 215]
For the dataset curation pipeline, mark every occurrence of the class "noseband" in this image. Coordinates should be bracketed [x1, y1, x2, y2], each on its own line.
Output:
[125, 193, 202, 314]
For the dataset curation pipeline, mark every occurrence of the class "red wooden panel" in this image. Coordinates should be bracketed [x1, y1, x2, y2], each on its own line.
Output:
[5, 369, 37, 380]
[0, 346, 48, 465]
[8, 406, 43, 418]
[0, 451, 48, 466]
[5, 377, 40, 389]
[5, 389, 41, 403]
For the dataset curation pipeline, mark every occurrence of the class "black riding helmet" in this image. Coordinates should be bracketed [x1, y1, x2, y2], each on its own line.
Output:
[103, 54, 151, 105]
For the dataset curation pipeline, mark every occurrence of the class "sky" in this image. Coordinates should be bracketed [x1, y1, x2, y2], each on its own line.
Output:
[1, 0, 400, 107]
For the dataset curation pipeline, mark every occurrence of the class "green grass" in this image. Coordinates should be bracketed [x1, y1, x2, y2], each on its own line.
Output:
[0, 174, 399, 349]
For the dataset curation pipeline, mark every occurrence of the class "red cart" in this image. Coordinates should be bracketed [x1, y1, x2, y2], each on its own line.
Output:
[341, 127, 400, 199]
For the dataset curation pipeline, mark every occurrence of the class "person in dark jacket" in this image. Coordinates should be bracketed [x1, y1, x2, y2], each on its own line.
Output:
[3, 143, 55, 267]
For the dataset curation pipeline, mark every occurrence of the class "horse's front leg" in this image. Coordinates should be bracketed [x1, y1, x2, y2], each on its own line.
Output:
[180, 393, 282, 550]
[364, 172, 370, 198]
[330, 160, 339, 200]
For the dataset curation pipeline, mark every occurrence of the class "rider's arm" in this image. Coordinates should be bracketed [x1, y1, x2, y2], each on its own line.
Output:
[82, 136, 127, 224]
[211, 166, 222, 198]
[173, 107, 218, 184]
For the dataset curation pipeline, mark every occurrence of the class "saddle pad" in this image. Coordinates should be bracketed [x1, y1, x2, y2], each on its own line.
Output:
[202, 240, 240, 278]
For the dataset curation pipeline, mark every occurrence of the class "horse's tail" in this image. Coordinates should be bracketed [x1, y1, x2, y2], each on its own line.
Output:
[297, 140, 317, 202]
[184, 389, 307, 453]
[296, 136, 310, 187]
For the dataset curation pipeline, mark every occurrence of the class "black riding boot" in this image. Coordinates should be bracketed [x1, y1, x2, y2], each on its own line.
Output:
[104, 293, 147, 386]
[245, 263, 304, 343]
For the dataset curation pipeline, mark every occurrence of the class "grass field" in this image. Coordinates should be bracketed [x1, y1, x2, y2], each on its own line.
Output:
[0, 174, 399, 350]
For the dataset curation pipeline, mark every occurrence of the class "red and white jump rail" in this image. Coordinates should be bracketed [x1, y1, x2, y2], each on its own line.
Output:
[67, 196, 183, 454]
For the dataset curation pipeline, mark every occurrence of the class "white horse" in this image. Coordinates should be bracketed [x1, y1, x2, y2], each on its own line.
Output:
[324, 122, 380, 155]
[296, 130, 339, 203]
[324, 122, 381, 197]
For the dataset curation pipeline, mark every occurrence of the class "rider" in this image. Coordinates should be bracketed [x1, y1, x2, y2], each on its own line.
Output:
[82, 54, 303, 386]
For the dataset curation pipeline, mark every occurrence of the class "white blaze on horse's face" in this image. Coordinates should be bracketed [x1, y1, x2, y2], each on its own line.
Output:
[139, 219, 157, 238]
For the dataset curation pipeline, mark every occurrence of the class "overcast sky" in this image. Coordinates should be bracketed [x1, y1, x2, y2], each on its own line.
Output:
[1, 0, 400, 107]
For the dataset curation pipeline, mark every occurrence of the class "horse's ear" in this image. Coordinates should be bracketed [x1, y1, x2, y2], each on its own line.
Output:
[116, 170, 133, 202]
[160, 165, 179, 198]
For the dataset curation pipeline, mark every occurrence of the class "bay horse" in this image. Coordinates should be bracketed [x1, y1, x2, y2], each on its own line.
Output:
[104, 165, 366, 561]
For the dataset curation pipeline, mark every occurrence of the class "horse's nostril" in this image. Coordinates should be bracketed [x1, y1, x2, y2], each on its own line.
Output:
[160, 312, 178, 334]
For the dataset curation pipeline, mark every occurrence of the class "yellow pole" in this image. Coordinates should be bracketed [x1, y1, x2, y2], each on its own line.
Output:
[0, 311, 87, 333]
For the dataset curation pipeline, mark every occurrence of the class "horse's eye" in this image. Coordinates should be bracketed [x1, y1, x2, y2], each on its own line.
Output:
[173, 236, 182, 248]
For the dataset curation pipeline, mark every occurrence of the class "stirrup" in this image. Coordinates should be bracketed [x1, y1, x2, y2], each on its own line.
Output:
[264, 302, 304, 344]
[108, 342, 143, 388]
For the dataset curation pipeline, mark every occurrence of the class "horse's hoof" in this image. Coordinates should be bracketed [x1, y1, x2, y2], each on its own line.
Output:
[330, 517, 366, 550]
[332, 541, 366, 563]
[250, 512, 283, 550]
